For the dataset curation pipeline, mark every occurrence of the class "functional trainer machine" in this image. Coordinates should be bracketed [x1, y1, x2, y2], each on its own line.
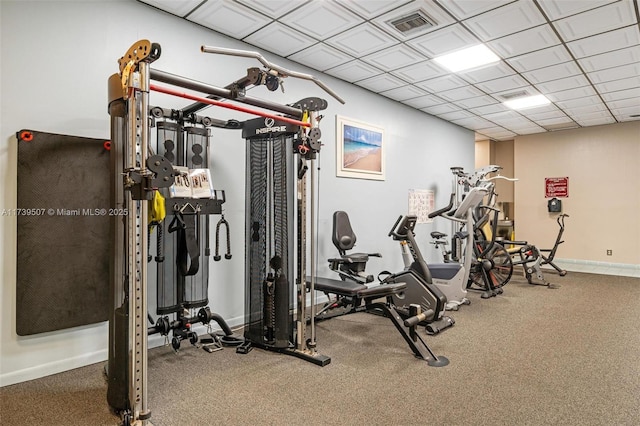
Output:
[106, 40, 344, 426]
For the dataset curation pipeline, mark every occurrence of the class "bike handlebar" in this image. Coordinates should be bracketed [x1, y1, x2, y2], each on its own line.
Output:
[428, 193, 455, 219]
[388, 215, 403, 237]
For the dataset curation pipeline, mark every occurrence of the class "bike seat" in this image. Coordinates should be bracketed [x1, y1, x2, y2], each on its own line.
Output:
[430, 231, 447, 239]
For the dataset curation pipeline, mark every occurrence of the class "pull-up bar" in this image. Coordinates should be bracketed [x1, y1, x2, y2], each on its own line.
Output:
[149, 83, 311, 128]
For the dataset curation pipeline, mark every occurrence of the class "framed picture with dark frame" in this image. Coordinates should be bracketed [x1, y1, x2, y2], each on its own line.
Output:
[336, 115, 385, 181]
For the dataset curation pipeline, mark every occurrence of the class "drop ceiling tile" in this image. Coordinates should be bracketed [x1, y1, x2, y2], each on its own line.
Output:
[463, 1, 546, 41]
[483, 110, 525, 124]
[611, 105, 640, 117]
[493, 116, 537, 128]
[187, 1, 273, 39]
[459, 61, 515, 84]
[355, 73, 406, 93]
[615, 113, 640, 122]
[402, 94, 447, 109]
[601, 87, 640, 101]
[566, 25, 640, 58]
[537, 0, 616, 20]
[521, 103, 562, 115]
[588, 62, 640, 83]
[139, 0, 202, 17]
[288, 44, 353, 71]
[476, 126, 517, 139]
[522, 61, 582, 84]
[486, 131, 517, 140]
[576, 116, 616, 126]
[594, 76, 640, 93]
[578, 46, 640, 72]
[469, 102, 510, 115]
[521, 104, 566, 120]
[243, 24, 317, 57]
[437, 110, 475, 121]
[473, 74, 528, 93]
[488, 24, 560, 58]
[422, 103, 462, 115]
[506, 45, 573, 73]
[325, 23, 399, 56]
[553, 1, 637, 42]
[279, 1, 363, 40]
[454, 95, 499, 109]
[523, 109, 568, 121]
[451, 116, 495, 130]
[535, 75, 590, 94]
[380, 85, 429, 102]
[372, 1, 456, 41]
[235, 0, 307, 18]
[361, 44, 427, 71]
[561, 102, 608, 116]
[512, 125, 546, 135]
[438, 85, 485, 101]
[438, 0, 515, 20]
[415, 74, 469, 92]
[602, 87, 640, 102]
[556, 96, 603, 109]
[334, 0, 411, 19]
[568, 110, 614, 121]
[547, 86, 597, 102]
[325, 60, 382, 82]
[605, 97, 640, 109]
[475, 125, 506, 132]
[390, 60, 447, 83]
[534, 116, 577, 127]
[407, 24, 478, 57]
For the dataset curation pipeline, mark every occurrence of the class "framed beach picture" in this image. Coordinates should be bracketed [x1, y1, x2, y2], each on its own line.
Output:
[336, 116, 385, 181]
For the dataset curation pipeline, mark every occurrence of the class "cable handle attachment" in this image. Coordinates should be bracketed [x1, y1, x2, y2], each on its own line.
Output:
[214, 213, 232, 261]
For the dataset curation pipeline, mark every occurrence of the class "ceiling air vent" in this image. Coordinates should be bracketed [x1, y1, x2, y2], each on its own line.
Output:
[388, 11, 436, 35]
[500, 90, 530, 100]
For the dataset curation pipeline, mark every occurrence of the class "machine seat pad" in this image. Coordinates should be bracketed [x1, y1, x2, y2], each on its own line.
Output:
[308, 277, 406, 298]
[343, 253, 369, 263]
[428, 263, 462, 280]
[310, 276, 367, 296]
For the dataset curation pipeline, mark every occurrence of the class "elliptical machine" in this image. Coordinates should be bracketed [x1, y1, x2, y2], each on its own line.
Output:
[418, 186, 490, 309]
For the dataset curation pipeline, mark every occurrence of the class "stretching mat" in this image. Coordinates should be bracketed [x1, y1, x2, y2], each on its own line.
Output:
[16, 129, 110, 335]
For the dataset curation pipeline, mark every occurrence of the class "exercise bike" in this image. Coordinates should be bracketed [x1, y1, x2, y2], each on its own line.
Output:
[400, 186, 490, 310]
[496, 214, 569, 288]
[325, 211, 454, 335]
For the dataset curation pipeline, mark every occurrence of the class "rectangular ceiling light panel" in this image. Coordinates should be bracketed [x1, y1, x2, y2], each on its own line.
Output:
[504, 94, 551, 110]
[434, 44, 500, 72]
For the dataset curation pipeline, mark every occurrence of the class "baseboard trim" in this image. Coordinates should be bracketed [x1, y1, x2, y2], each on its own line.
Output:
[544, 258, 640, 278]
[0, 349, 108, 387]
[1, 313, 246, 388]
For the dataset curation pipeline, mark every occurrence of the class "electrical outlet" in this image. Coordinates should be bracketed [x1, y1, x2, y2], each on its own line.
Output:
[606, 249, 612, 256]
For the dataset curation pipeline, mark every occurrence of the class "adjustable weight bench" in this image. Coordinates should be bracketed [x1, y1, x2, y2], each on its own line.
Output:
[309, 276, 449, 366]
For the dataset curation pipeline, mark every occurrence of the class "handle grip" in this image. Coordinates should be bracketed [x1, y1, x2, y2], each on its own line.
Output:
[403, 309, 434, 327]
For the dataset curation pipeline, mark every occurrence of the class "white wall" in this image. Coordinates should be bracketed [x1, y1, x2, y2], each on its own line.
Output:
[0, 0, 474, 386]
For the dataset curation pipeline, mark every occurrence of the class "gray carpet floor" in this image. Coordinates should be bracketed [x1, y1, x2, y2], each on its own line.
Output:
[2, 272, 639, 426]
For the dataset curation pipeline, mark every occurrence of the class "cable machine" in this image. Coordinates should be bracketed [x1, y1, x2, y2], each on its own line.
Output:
[107, 40, 342, 426]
